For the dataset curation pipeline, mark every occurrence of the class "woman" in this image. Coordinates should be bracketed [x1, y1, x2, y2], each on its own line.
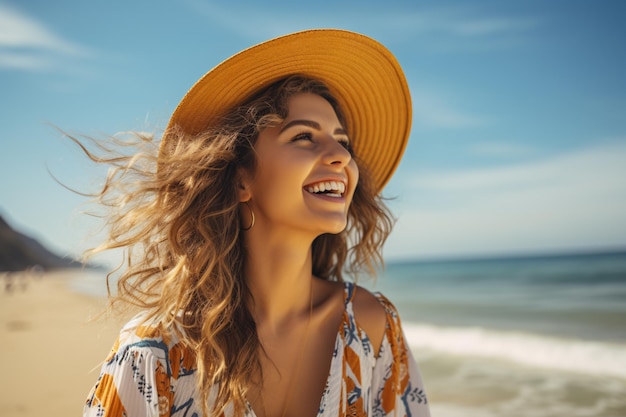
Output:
[82, 29, 430, 417]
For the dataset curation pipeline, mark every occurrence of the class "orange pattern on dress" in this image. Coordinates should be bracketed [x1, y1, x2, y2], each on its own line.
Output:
[169, 341, 196, 381]
[91, 373, 125, 417]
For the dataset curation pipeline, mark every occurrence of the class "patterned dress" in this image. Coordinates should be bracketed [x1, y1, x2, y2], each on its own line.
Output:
[84, 282, 430, 417]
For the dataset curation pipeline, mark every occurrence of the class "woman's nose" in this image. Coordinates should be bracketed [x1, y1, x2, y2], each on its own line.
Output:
[321, 137, 352, 167]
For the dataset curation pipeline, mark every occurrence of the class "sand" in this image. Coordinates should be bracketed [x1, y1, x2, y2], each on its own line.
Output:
[0, 270, 126, 417]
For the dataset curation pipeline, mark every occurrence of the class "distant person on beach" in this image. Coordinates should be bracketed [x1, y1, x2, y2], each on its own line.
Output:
[81, 29, 430, 417]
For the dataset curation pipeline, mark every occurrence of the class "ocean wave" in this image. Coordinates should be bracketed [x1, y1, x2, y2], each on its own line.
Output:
[403, 322, 626, 379]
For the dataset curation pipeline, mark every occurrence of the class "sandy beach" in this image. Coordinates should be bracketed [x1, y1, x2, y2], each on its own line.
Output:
[0, 270, 124, 417]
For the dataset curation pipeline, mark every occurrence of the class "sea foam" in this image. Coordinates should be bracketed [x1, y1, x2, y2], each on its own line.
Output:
[403, 322, 626, 379]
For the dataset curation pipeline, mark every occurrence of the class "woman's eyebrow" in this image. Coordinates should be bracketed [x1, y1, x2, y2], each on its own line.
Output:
[280, 119, 320, 133]
[280, 119, 348, 136]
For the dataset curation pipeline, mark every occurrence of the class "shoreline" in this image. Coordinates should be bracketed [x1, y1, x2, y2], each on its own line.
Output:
[0, 269, 124, 417]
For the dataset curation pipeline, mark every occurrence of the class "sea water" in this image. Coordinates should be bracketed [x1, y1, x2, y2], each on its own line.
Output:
[73, 251, 626, 416]
[365, 251, 626, 417]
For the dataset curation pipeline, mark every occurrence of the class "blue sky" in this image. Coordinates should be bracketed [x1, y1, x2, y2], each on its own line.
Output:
[1, 0, 625, 264]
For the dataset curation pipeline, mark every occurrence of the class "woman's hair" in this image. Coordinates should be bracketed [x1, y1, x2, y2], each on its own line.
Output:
[76, 75, 394, 417]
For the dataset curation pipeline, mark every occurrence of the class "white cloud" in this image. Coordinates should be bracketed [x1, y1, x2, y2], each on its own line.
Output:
[385, 141, 626, 259]
[413, 89, 488, 128]
[0, 50, 51, 70]
[468, 141, 536, 157]
[449, 16, 539, 36]
[0, 3, 90, 70]
[382, 8, 539, 39]
[181, 1, 539, 47]
[412, 143, 625, 192]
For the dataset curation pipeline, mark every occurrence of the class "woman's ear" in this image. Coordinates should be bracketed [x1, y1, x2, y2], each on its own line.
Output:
[237, 169, 252, 202]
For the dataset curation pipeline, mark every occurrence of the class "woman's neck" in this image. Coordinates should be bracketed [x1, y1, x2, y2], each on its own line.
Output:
[243, 231, 315, 331]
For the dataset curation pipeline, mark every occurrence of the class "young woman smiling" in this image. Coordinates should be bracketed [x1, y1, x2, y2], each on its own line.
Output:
[82, 30, 430, 417]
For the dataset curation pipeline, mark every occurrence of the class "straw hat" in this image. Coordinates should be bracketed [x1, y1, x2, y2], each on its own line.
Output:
[164, 28, 412, 192]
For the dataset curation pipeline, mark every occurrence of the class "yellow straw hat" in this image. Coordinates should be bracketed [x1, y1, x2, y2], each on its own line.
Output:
[163, 28, 412, 192]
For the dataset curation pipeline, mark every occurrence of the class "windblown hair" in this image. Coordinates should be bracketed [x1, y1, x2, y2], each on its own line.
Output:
[76, 76, 394, 417]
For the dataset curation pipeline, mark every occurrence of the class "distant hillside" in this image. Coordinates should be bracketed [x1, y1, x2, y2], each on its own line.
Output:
[0, 215, 83, 272]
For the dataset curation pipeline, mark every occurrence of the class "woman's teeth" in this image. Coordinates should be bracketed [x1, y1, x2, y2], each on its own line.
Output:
[305, 181, 346, 197]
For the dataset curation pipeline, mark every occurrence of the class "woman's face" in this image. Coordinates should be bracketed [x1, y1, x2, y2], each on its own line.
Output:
[243, 92, 359, 237]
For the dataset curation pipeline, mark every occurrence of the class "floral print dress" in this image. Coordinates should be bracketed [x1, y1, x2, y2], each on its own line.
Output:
[84, 282, 430, 417]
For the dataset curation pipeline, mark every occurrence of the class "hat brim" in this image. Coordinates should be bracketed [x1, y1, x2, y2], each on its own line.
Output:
[164, 29, 411, 192]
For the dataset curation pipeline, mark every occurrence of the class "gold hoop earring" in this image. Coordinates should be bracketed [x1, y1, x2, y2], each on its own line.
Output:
[241, 201, 255, 231]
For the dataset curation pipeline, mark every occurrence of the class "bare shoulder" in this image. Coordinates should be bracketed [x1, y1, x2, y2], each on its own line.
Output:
[352, 285, 387, 356]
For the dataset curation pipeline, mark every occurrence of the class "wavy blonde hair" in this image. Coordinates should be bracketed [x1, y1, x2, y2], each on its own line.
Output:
[76, 76, 394, 416]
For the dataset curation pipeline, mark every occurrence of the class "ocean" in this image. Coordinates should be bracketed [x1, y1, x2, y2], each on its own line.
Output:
[365, 250, 626, 417]
[72, 250, 626, 416]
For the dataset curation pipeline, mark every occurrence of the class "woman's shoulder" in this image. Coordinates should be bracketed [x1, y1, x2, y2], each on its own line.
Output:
[102, 312, 197, 379]
[349, 283, 391, 357]
[111, 312, 187, 357]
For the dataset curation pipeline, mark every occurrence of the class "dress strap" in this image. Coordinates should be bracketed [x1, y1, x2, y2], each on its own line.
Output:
[343, 281, 356, 306]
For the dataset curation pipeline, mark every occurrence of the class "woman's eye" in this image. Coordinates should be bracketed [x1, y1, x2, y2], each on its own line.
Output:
[292, 132, 313, 142]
